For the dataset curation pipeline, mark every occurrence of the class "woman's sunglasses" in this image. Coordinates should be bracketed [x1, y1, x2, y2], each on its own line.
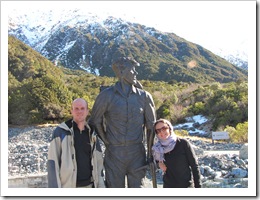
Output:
[155, 126, 169, 134]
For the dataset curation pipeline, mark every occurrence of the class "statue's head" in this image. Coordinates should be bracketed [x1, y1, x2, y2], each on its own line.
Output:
[112, 57, 140, 78]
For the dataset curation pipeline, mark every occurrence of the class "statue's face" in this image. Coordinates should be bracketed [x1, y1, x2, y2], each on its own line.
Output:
[122, 66, 138, 85]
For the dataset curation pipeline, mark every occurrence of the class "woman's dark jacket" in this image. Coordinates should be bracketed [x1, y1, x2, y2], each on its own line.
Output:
[163, 137, 201, 188]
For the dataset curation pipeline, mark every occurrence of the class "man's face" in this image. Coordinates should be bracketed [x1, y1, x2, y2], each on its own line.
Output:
[71, 99, 88, 124]
[122, 66, 138, 85]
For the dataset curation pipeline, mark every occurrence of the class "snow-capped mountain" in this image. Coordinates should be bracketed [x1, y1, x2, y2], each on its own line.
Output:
[8, 9, 107, 52]
[8, 8, 248, 70]
[207, 41, 248, 70]
[221, 53, 248, 71]
[8, 9, 247, 82]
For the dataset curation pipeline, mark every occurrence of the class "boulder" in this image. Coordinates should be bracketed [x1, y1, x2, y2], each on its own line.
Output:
[239, 143, 248, 159]
[231, 168, 248, 178]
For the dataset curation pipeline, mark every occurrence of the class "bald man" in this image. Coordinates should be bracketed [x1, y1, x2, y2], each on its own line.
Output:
[47, 98, 105, 188]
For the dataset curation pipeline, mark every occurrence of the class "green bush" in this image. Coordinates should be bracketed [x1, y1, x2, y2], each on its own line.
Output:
[225, 121, 248, 143]
[189, 102, 205, 115]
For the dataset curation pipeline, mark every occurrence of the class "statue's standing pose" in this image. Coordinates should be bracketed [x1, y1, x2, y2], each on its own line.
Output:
[90, 57, 156, 188]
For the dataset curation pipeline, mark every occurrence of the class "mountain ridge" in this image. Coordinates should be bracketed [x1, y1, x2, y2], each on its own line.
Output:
[8, 9, 247, 83]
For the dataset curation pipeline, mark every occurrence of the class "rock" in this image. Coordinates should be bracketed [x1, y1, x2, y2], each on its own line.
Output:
[191, 144, 204, 155]
[234, 183, 243, 188]
[231, 168, 248, 178]
[239, 143, 248, 159]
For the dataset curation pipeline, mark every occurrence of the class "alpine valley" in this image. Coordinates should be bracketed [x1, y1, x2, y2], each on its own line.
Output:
[8, 9, 247, 83]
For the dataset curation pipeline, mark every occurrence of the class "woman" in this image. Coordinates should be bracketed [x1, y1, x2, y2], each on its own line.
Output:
[152, 118, 201, 188]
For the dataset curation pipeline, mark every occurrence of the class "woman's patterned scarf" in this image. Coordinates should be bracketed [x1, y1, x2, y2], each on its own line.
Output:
[152, 133, 177, 162]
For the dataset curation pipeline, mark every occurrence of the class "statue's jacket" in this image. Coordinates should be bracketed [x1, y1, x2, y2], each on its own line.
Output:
[90, 82, 156, 146]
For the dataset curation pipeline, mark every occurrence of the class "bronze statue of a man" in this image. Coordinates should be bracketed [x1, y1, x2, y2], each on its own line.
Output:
[90, 57, 156, 188]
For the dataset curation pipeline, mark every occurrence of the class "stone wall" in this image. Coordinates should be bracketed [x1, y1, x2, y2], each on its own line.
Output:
[8, 174, 47, 188]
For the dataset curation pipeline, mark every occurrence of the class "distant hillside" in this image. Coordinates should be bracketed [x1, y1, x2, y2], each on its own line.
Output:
[8, 10, 248, 83]
[8, 36, 248, 130]
[8, 36, 73, 124]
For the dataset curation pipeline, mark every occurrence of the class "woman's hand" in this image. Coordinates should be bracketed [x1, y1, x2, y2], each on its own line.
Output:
[159, 161, 167, 173]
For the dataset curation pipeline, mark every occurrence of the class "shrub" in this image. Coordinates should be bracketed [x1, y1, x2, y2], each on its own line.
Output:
[189, 102, 205, 115]
[224, 121, 248, 143]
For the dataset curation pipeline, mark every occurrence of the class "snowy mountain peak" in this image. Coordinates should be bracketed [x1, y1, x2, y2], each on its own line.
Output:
[8, 8, 248, 73]
[8, 9, 134, 52]
[8, 9, 102, 48]
[206, 40, 248, 70]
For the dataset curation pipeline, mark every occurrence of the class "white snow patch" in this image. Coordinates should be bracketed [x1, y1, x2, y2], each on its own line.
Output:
[173, 115, 209, 136]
